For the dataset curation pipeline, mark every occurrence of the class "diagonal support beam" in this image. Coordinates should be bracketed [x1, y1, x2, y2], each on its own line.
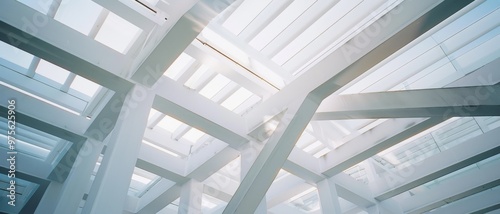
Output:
[426, 186, 500, 214]
[153, 77, 249, 148]
[245, 0, 476, 129]
[321, 117, 445, 177]
[223, 96, 320, 214]
[373, 126, 500, 201]
[315, 85, 500, 120]
[137, 184, 182, 214]
[400, 158, 500, 214]
[0, 0, 133, 93]
[131, 0, 236, 86]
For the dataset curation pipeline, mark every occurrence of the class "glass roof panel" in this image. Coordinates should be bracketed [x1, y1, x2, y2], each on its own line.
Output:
[95, 12, 142, 53]
[54, 0, 103, 35]
[157, 114, 183, 133]
[182, 128, 205, 143]
[0, 41, 34, 69]
[69, 75, 101, 99]
[184, 65, 210, 89]
[222, 0, 272, 35]
[35, 60, 70, 85]
[249, 0, 315, 51]
[199, 74, 231, 99]
[164, 53, 195, 80]
[221, 87, 253, 111]
[376, 117, 487, 170]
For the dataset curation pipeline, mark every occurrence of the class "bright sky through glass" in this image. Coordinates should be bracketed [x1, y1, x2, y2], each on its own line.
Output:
[95, 12, 142, 53]
[55, 0, 103, 35]
[35, 60, 70, 84]
[70, 76, 101, 98]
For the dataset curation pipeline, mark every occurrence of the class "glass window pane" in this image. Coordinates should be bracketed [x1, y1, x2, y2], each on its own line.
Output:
[0, 41, 34, 69]
[69, 76, 101, 98]
[35, 60, 70, 85]
[95, 13, 142, 53]
[54, 0, 103, 35]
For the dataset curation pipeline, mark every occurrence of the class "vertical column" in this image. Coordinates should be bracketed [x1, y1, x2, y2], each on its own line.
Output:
[34, 139, 104, 214]
[240, 142, 267, 213]
[223, 96, 320, 214]
[317, 178, 341, 214]
[178, 179, 203, 214]
[82, 85, 155, 214]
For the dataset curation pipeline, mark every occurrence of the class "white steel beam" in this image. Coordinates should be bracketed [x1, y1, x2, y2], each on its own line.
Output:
[317, 178, 342, 214]
[185, 42, 276, 97]
[315, 85, 500, 120]
[223, 96, 320, 214]
[373, 126, 500, 201]
[284, 148, 324, 183]
[401, 158, 500, 214]
[153, 77, 249, 149]
[332, 173, 375, 208]
[205, 23, 294, 84]
[427, 187, 500, 214]
[178, 179, 203, 214]
[321, 118, 444, 177]
[259, 0, 341, 57]
[0, 84, 89, 136]
[83, 85, 154, 214]
[245, 0, 475, 129]
[266, 175, 313, 208]
[0, 0, 134, 93]
[136, 141, 186, 182]
[35, 139, 104, 214]
[131, 0, 237, 87]
[137, 184, 182, 214]
[91, 0, 155, 31]
[186, 142, 240, 181]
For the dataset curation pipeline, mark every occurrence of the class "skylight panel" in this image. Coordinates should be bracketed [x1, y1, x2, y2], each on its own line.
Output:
[182, 128, 205, 143]
[0, 41, 34, 69]
[54, 0, 103, 35]
[220, 87, 253, 111]
[199, 74, 231, 99]
[249, 0, 315, 51]
[157, 114, 183, 133]
[164, 53, 195, 80]
[95, 12, 142, 53]
[184, 65, 210, 89]
[233, 94, 261, 115]
[222, 0, 273, 35]
[69, 76, 101, 99]
[35, 60, 70, 85]
[131, 173, 152, 185]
